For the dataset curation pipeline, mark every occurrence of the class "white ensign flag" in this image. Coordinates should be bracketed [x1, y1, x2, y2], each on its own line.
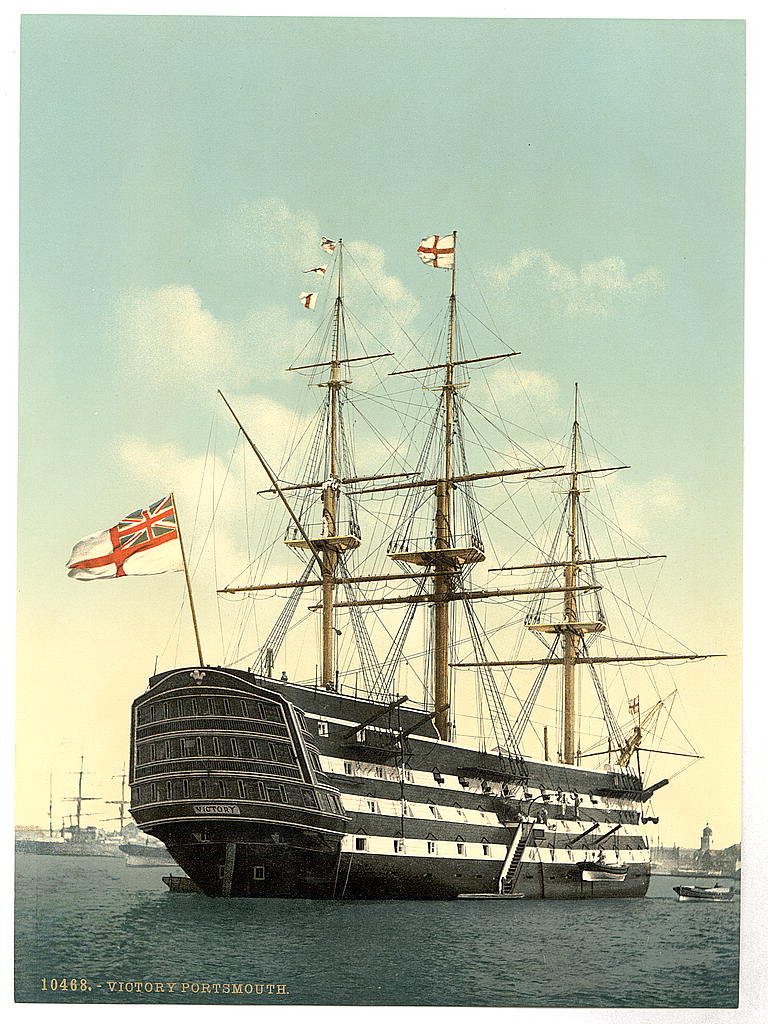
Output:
[66, 495, 183, 580]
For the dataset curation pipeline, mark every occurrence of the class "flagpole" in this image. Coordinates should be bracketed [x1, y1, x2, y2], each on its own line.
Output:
[172, 492, 204, 667]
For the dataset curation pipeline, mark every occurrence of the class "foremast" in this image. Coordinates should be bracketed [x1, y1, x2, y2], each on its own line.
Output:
[279, 239, 367, 690]
[219, 239, 412, 689]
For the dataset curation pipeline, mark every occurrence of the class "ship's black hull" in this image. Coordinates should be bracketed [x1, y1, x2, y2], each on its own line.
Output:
[156, 823, 343, 898]
[148, 827, 650, 899]
[129, 666, 653, 900]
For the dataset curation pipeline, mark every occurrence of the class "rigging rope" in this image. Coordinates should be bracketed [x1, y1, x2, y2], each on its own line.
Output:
[463, 598, 527, 780]
[250, 560, 315, 675]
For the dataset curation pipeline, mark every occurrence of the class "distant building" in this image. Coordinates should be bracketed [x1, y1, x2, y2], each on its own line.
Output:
[652, 823, 740, 877]
[700, 822, 713, 854]
[695, 823, 714, 869]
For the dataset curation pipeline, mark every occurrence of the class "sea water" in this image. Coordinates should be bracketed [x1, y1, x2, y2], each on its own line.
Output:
[14, 854, 739, 1007]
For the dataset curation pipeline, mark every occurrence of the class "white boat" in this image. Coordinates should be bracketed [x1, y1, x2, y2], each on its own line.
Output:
[673, 884, 735, 902]
[579, 859, 628, 883]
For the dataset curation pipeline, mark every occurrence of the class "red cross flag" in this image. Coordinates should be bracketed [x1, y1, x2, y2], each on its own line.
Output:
[417, 233, 455, 269]
[67, 495, 183, 580]
[628, 696, 640, 715]
[320, 238, 336, 254]
[299, 292, 318, 309]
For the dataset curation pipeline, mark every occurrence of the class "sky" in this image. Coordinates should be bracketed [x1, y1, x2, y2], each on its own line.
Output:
[16, 15, 744, 850]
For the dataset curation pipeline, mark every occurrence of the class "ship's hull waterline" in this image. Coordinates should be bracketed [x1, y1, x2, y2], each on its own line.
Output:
[155, 834, 650, 899]
[129, 666, 652, 900]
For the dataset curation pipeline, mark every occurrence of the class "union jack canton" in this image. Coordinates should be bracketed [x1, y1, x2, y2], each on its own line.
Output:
[113, 494, 179, 557]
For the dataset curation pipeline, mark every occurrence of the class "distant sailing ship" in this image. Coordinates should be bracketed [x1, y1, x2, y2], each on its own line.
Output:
[16, 758, 121, 857]
[125, 232, 716, 898]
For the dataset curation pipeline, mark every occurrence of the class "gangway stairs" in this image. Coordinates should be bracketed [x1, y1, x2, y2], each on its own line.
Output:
[499, 821, 534, 895]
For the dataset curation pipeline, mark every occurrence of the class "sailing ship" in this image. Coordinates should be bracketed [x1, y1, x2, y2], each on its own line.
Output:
[17, 758, 121, 857]
[127, 233, 713, 898]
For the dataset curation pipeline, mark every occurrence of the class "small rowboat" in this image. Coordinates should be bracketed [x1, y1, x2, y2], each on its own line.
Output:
[578, 860, 627, 882]
[673, 884, 735, 902]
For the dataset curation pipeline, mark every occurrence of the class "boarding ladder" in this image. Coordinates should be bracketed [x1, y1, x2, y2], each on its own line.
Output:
[499, 821, 534, 895]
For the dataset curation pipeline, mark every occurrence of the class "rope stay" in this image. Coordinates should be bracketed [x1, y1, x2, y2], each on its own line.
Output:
[250, 560, 314, 675]
[463, 597, 527, 782]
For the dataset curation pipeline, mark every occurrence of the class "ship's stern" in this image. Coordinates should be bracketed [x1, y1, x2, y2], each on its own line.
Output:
[129, 666, 348, 897]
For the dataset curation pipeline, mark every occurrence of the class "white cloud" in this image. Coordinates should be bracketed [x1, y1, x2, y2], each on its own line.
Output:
[230, 197, 322, 275]
[488, 365, 560, 413]
[491, 249, 664, 318]
[116, 435, 230, 517]
[224, 393, 315, 473]
[114, 284, 239, 392]
[229, 202, 422, 354]
[240, 301, 319, 374]
[346, 239, 418, 312]
[114, 285, 306, 396]
[118, 391, 315, 498]
[610, 475, 684, 541]
[230, 203, 420, 327]
[113, 203, 421, 397]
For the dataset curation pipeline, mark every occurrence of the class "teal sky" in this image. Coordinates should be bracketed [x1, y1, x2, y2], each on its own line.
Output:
[18, 16, 743, 848]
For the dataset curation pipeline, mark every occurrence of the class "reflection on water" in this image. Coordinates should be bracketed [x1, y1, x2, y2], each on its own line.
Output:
[15, 855, 739, 1007]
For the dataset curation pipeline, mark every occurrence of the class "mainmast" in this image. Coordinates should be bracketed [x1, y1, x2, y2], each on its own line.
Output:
[387, 232, 487, 740]
[396, 233, 541, 740]
[432, 234, 458, 739]
[562, 383, 580, 764]
[355, 230, 568, 740]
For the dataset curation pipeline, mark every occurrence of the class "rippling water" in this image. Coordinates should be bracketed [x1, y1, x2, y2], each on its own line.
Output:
[15, 854, 739, 1007]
